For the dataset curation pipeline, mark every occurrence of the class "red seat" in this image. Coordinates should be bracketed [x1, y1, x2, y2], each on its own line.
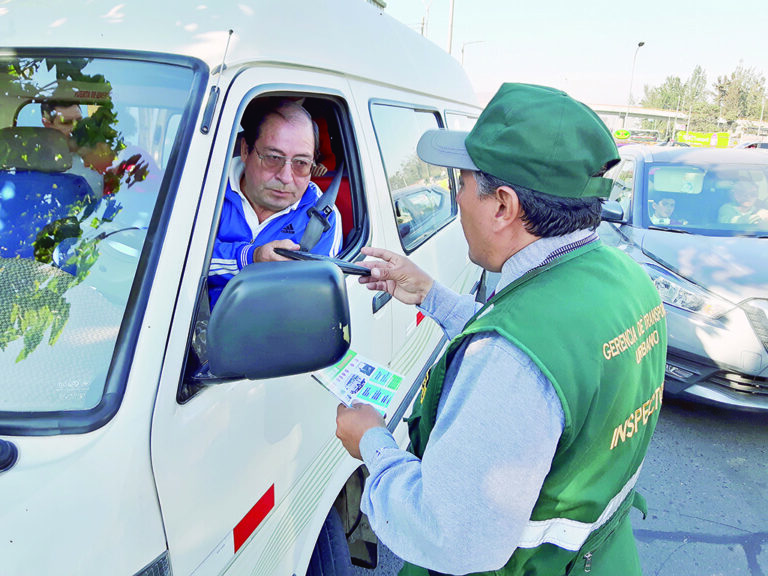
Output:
[313, 174, 353, 240]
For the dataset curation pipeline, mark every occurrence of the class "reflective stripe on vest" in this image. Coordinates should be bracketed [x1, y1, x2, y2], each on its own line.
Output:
[517, 464, 643, 551]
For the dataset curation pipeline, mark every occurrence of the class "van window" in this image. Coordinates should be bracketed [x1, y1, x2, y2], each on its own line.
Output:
[0, 54, 204, 434]
[444, 111, 478, 192]
[371, 103, 456, 252]
[445, 111, 477, 131]
[180, 94, 364, 397]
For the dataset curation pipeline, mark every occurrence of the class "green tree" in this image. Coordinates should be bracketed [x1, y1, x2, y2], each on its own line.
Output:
[639, 66, 715, 136]
[714, 65, 766, 130]
[389, 152, 442, 191]
[641, 63, 766, 136]
[686, 65, 709, 105]
[677, 66, 717, 132]
[641, 76, 686, 137]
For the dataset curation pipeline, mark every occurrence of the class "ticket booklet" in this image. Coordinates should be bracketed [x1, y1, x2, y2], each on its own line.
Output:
[312, 349, 403, 416]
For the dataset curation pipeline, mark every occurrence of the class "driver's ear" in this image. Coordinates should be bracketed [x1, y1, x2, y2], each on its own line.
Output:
[240, 136, 249, 162]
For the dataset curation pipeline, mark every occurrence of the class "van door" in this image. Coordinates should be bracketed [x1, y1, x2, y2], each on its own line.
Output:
[149, 67, 392, 576]
[350, 85, 480, 407]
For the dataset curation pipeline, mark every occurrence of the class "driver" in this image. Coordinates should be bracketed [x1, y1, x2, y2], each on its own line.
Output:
[718, 181, 768, 226]
[208, 98, 343, 309]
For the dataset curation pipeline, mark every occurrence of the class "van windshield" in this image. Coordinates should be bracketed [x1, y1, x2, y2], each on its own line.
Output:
[0, 54, 201, 432]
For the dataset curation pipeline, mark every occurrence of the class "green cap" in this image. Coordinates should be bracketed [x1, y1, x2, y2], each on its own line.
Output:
[417, 83, 619, 198]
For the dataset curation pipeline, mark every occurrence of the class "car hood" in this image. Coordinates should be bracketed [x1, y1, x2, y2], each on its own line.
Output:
[641, 230, 768, 303]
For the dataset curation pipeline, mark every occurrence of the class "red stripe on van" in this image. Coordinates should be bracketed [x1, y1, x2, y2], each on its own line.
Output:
[233, 484, 275, 553]
[416, 311, 425, 326]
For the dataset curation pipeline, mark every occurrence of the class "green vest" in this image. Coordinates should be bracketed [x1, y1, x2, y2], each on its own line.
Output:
[402, 242, 667, 576]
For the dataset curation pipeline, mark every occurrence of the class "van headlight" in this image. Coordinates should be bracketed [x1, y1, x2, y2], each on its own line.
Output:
[643, 263, 733, 318]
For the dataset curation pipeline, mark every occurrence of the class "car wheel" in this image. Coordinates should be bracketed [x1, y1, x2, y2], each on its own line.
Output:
[306, 507, 353, 576]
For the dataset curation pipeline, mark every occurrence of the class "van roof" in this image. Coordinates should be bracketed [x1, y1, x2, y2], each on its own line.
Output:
[0, 0, 479, 106]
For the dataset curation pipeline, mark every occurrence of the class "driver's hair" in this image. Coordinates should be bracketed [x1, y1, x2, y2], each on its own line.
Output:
[240, 97, 318, 156]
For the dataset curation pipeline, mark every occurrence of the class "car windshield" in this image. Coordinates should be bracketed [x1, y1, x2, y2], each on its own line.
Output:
[643, 161, 768, 237]
[0, 55, 201, 431]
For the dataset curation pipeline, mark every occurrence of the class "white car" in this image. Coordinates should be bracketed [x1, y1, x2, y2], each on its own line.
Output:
[601, 145, 768, 412]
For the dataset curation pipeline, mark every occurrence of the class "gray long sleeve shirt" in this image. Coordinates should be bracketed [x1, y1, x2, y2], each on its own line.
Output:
[358, 230, 596, 574]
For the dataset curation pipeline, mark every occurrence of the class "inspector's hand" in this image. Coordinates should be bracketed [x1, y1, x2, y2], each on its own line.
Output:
[358, 246, 434, 306]
[336, 403, 386, 460]
[253, 239, 299, 262]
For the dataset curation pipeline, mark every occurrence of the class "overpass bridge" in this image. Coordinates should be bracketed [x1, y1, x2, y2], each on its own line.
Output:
[588, 103, 687, 133]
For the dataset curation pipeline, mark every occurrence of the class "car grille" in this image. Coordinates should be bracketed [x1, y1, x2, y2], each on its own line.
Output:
[743, 299, 768, 352]
[708, 371, 768, 396]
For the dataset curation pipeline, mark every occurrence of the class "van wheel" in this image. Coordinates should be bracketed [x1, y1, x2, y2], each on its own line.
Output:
[307, 507, 353, 576]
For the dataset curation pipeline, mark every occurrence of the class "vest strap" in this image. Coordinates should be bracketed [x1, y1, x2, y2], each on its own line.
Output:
[517, 464, 643, 551]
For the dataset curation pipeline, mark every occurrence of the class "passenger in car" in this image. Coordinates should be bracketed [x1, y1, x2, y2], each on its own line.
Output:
[718, 181, 768, 225]
[649, 196, 686, 225]
[40, 100, 106, 195]
[207, 98, 343, 309]
[40, 100, 83, 142]
[34, 105, 156, 265]
[310, 116, 336, 177]
[0, 126, 94, 260]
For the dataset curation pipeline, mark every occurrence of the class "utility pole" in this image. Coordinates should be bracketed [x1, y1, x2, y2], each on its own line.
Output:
[671, 93, 682, 143]
[420, 0, 432, 37]
[447, 0, 455, 56]
[622, 41, 645, 129]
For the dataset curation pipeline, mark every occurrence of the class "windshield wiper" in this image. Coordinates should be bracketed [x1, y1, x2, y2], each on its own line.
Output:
[648, 225, 692, 235]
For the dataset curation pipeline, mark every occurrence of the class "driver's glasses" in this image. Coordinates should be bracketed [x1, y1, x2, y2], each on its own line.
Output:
[254, 147, 314, 177]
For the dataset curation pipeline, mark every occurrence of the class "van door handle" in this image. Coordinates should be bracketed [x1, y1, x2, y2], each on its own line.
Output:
[372, 291, 392, 313]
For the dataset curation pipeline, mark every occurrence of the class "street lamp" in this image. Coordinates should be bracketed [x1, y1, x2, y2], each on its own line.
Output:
[447, 0, 455, 55]
[622, 41, 645, 129]
[461, 40, 485, 66]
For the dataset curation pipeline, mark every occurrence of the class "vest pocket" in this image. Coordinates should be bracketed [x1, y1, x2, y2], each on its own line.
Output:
[564, 489, 643, 575]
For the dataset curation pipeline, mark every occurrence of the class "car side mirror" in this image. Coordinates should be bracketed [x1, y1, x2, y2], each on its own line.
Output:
[207, 260, 351, 379]
[601, 200, 625, 223]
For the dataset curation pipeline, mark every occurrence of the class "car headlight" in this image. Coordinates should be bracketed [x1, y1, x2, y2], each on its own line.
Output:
[742, 300, 768, 352]
[643, 263, 733, 318]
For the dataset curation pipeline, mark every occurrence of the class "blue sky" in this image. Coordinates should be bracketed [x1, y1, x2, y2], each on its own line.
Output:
[383, 0, 768, 106]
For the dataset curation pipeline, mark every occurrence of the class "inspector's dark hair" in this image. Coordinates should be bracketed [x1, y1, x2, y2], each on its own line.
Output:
[475, 171, 604, 237]
[240, 97, 318, 155]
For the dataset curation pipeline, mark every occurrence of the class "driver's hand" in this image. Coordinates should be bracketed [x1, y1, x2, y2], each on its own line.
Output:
[358, 246, 434, 306]
[253, 239, 299, 262]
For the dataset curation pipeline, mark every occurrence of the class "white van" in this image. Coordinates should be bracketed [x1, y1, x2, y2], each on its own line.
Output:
[0, 1, 483, 574]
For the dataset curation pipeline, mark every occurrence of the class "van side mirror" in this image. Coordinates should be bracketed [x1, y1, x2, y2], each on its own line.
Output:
[207, 261, 351, 379]
[601, 200, 625, 223]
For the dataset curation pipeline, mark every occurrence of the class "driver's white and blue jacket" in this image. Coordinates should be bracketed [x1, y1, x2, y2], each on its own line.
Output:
[208, 159, 342, 309]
